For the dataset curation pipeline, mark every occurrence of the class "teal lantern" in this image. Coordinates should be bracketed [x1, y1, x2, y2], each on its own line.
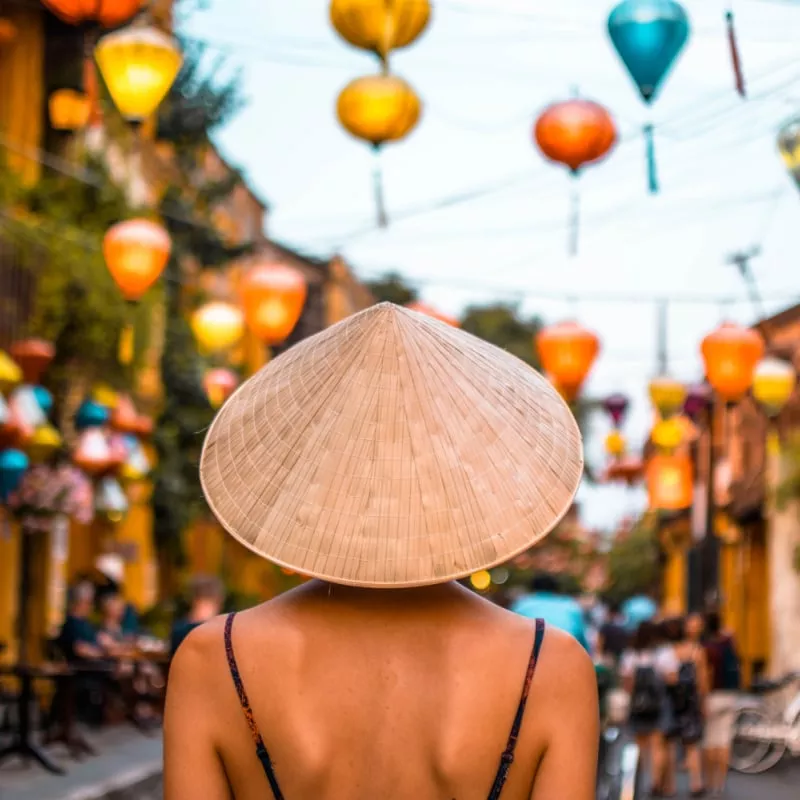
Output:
[75, 400, 110, 431]
[32, 385, 53, 417]
[607, 0, 690, 192]
[0, 448, 29, 503]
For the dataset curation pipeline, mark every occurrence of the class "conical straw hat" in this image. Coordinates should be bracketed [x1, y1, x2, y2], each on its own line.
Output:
[200, 303, 584, 588]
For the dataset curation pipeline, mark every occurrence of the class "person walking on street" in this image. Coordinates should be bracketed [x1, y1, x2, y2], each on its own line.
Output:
[164, 304, 599, 800]
[703, 611, 741, 797]
[169, 575, 225, 658]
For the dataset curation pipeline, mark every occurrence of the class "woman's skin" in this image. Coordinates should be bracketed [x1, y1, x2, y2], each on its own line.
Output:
[165, 580, 598, 800]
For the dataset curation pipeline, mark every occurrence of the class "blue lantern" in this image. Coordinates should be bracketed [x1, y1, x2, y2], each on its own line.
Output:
[32, 385, 53, 417]
[75, 400, 110, 431]
[608, 0, 690, 192]
[622, 595, 658, 631]
[0, 448, 29, 504]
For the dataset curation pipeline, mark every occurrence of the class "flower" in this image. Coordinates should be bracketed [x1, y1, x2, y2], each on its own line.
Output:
[9, 463, 94, 530]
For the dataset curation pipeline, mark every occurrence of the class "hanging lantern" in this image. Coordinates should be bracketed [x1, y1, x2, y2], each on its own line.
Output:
[535, 321, 600, 401]
[132, 414, 154, 438]
[405, 301, 460, 327]
[647, 452, 693, 511]
[10, 339, 55, 384]
[0, 351, 22, 395]
[75, 400, 110, 431]
[0, 448, 29, 504]
[753, 357, 796, 418]
[92, 384, 119, 410]
[111, 395, 141, 434]
[701, 321, 764, 403]
[95, 476, 128, 522]
[119, 437, 150, 482]
[73, 428, 113, 475]
[0, 403, 21, 449]
[607, 0, 690, 193]
[241, 263, 308, 346]
[337, 74, 421, 227]
[32, 386, 53, 417]
[648, 375, 686, 417]
[28, 425, 63, 464]
[191, 302, 245, 353]
[534, 98, 617, 254]
[330, 0, 431, 63]
[605, 456, 645, 486]
[651, 417, 684, 452]
[203, 368, 239, 410]
[605, 430, 627, 458]
[683, 383, 711, 422]
[9, 386, 47, 438]
[49, 89, 91, 131]
[0, 18, 18, 46]
[42, 0, 142, 28]
[777, 115, 800, 192]
[95, 24, 183, 122]
[603, 393, 629, 427]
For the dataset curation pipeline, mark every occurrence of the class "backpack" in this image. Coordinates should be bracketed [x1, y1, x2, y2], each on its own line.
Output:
[673, 660, 698, 715]
[631, 665, 662, 718]
[720, 638, 741, 691]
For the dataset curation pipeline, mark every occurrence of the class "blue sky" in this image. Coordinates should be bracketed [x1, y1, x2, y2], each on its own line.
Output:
[184, 0, 800, 529]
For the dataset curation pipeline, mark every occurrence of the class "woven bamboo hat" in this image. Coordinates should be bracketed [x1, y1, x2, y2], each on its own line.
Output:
[200, 303, 583, 588]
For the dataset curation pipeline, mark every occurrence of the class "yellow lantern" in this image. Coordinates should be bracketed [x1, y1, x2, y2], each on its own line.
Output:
[470, 570, 492, 592]
[0, 351, 22, 395]
[191, 302, 245, 353]
[701, 321, 764, 403]
[95, 24, 182, 122]
[48, 89, 91, 131]
[28, 425, 63, 464]
[605, 430, 626, 458]
[92, 384, 120, 410]
[330, 0, 431, 61]
[648, 376, 686, 418]
[651, 417, 684, 452]
[753, 357, 796, 417]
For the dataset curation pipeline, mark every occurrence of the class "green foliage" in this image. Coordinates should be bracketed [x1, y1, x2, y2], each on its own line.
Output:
[775, 434, 800, 574]
[604, 515, 661, 605]
[460, 302, 542, 369]
[365, 271, 419, 306]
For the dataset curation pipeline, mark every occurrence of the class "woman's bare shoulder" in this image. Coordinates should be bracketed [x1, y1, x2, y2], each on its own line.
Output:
[535, 626, 598, 711]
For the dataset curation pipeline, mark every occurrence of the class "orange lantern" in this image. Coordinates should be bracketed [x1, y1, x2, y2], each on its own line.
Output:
[203, 368, 239, 410]
[646, 452, 693, 511]
[9, 339, 55, 384]
[534, 98, 617, 253]
[111, 395, 139, 434]
[42, 0, 142, 28]
[0, 18, 18, 45]
[405, 301, 459, 327]
[241, 263, 308, 346]
[73, 428, 113, 476]
[535, 321, 600, 401]
[700, 321, 764, 403]
[49, 89, 91, 131]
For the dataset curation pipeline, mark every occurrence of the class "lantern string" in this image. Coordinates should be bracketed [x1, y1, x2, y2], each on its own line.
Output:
[372, 145, 389, 228]
[643, 123, 658, 194]
[568, 177, 580, 257]
[726, 10, 747, 98]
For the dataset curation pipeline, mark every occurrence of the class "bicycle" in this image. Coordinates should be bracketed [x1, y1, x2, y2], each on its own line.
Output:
[730, 671, 800, 774]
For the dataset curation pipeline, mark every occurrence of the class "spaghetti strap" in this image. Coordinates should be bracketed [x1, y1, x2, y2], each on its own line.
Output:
[487, 618, 546, 800]
[224, 613, 286, 800]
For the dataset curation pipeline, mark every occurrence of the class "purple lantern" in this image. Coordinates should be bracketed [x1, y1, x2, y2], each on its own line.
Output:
[683, 383, 711, 422]
[604, 393, 630, 428]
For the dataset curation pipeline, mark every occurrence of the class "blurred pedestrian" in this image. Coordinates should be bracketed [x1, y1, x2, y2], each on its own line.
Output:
[165, 304, 598, 799]
[703, 610, 741, 796]
[597, 600, 629, 667]
[169, 575, 225, 658]
[94, 554, 139, 637]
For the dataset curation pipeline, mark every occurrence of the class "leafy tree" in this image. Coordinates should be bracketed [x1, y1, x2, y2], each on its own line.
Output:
[365, 271, 418, 306]
[460, 303, 542, 369]
[604, 514, 661, 605]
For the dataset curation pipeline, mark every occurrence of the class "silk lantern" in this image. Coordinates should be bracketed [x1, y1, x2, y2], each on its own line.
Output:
[651, 417, 684, 452]
[241, 263, 308, 347]
[28, 425, 63, 464]
[701, 322, 764, 403]
[203, 368, 239, 410]
[752, 357, 796, 418]
[535, 321, 600, 401]
[777, 115, 800, 192]
[43, 0, 142, 28]
[0, 448, 28, 503]
[49, 89, 91, 131]
[648, 376, 686, 418]
[75, 400, 110, 431]
[0, 351, 21, 395]
[73, 429, 113, 476]
[647, 452, 693, 511]
[10, 339, 55, 384]
[605, 430, 627, 458]
[191, 302, 245, 353]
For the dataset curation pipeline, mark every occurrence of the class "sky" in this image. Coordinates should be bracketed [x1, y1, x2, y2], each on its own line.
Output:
[183, 0, 800, 530]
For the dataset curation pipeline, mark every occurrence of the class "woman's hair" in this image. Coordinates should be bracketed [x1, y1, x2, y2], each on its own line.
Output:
[705, 609, 722, 636]
[632, 620, 658, 651]
[529, 573, 560, 594]
[660, 616, 685, 644]
[190, 574, 224, 602]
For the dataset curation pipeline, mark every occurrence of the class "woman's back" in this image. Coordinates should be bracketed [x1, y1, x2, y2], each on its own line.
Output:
[165, 581, 597, 800]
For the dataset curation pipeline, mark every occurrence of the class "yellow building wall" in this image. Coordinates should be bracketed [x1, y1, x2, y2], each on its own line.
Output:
[0, 513, 20, 663]
[116, 481, 158, 611]
[662, 548, 687, 616]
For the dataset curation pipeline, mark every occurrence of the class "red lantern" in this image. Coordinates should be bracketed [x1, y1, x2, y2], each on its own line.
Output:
[534, 98, 617, 254]
[535, 321, 600, 401]
[700, 322, 764, 403]
[405, 301, 460, 327]
[42, 0, 142, 28]
[646, 453, 693, 511]
[241, 263, 307, 346]
[203, 368, 239, 410]
[9, 339, 55, 384]
[111, 395, 139, 434]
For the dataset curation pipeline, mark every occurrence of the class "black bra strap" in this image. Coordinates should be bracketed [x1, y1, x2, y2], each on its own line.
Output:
[224, 613, 285, 800]
[487, 618, 546, 800]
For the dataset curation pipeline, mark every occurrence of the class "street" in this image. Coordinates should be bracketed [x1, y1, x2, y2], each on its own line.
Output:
[666, 762, 800, 800]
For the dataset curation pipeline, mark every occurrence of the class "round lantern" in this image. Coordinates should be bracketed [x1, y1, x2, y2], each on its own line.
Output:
[648, 375, 686, 418]
[683, 383, 711, 422]
[0, 448, 29, 503]
[28, 425, 63, 464]
[651, 417, 684, 451]
[103, 219, 171, 302]
[95, 476, 128, 522]
[75, 400, 110, 431]
[73, 428, 113, 476]
[701, 321, 764, 403]
[32, 386, 53, 417]
[604, 393, 629, 427]
[119, 438, 150, 482]
[43, 0, 142, 28]
[111, 395, 140, 434]
[605, 429, 627, 458]
[49, 89, 90, 131]
[191, 302, 245, 353]
[753, 357, 796, 417]
[330, 0, 431, 60]
[0, 351, 22, 395]
[405, 301, 459, 328]
[95, 24, 183, 122]
[777, 115, 800, 192]
[92, 384, 119, 410]
[203, 368, 239, 410]
[241, 263, 308, 347]
[10, 339, 55, 384]
[9, 386, 47, 437]
[646, 452, 693, 511]
[535, 320, 600, 401]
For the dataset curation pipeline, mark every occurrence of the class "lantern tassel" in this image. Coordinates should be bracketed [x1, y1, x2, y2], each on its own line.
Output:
[644, 123, 659, 194]
[568, 176, 580, 256]
[726, 10, 746, 98]
[372, 145, 388, 228]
